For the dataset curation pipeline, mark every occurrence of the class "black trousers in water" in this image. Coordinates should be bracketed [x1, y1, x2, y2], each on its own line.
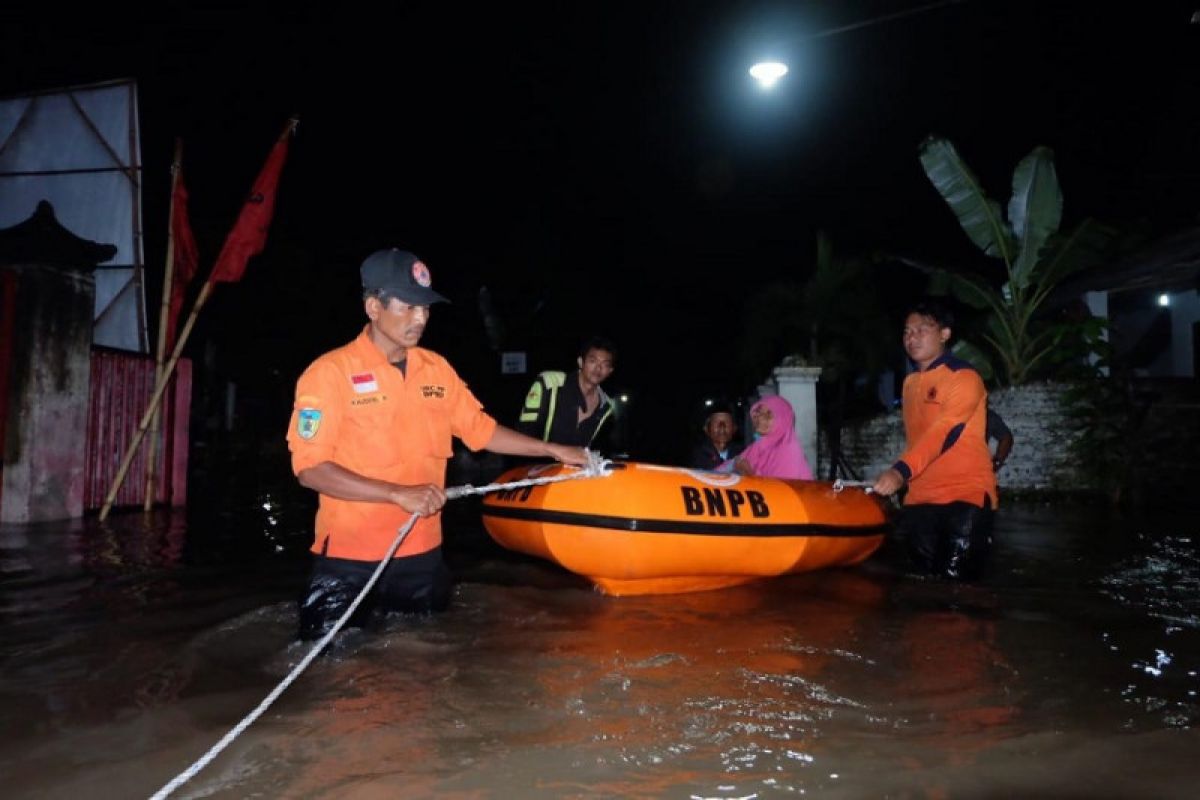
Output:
[298, 547, 452, 641]
[895, 498, 994, 581]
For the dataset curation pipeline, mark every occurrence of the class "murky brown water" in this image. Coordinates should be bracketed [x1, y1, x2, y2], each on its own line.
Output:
[1, 497, 1197, 799]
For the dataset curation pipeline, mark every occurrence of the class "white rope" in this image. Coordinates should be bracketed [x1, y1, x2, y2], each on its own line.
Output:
[446, 449, 612, 499]
[832, 478, 875, 494]
[149, 451, 611, 800]
[150, 513, 420, 800]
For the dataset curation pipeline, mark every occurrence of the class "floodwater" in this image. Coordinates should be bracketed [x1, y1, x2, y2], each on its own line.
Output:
[1, 487, 1197, 799]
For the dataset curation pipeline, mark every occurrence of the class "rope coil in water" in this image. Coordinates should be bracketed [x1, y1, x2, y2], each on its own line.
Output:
[150, 452, 611, 800]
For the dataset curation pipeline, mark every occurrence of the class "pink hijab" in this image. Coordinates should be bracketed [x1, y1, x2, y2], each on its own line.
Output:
[735, 395, 813, 480]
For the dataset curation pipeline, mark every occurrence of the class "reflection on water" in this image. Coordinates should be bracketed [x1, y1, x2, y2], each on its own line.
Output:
[0, 502, 1197, 798]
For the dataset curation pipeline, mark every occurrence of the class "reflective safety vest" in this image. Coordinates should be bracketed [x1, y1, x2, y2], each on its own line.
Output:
[519, 370, 613, 446]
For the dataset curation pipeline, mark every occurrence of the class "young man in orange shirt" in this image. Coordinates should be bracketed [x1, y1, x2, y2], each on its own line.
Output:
[287, 248, 588, 640]
[872, 299, 998, 580]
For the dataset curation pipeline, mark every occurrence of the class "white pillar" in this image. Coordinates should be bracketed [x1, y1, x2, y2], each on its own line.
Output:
[1, 265, 94, 523]
[1169, 289, 1198, 378]
[772, 365, 822, 469]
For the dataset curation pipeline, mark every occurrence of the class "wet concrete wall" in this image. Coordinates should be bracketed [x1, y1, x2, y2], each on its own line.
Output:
[1, 263, 95, 523]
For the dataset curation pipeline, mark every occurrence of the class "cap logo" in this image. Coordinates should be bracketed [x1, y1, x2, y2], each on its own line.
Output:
[412, 260, 432, 288]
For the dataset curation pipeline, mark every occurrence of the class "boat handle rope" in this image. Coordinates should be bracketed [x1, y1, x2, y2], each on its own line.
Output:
[832, 478, 875, 494]
[150, 450, 612, 800]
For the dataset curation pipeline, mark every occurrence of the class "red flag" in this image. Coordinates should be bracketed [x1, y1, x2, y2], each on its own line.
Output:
[166, 167, 199, 349]
[210, 119, 296, 283]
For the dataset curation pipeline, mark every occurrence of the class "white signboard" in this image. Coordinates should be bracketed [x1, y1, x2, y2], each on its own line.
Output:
[0, 79, 147, 352]
[501, 351, 527, 375]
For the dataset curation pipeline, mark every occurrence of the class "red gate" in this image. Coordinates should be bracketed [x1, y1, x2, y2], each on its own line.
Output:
[84, 350, 192, 510]
[0, 271, 16, 519]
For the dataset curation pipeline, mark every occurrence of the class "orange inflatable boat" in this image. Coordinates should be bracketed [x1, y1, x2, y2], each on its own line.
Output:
[480, 461, 890, 596]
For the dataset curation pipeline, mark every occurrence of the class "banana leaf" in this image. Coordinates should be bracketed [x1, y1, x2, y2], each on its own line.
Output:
[984, 307, 1019, 354]
[918, 136, 1016, 265]
[950, 339, 994, 382]
[1008, 146, 1062, 289]
[927, 268, 1002, 314]
[1035, 218, 1116, 297]
[890, 255, 996, 311]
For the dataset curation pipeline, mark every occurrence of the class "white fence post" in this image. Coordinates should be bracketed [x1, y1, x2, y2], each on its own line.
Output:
[772, 365, 822, 470]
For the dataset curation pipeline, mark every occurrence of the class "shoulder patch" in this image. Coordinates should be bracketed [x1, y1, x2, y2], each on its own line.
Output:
[297, 408, 322, 440]
[525, 382, 543, 408]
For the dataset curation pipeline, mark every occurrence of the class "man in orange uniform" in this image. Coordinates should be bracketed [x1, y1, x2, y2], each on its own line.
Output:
[872, 299, 998, 580]
[287, 248, 588, 640]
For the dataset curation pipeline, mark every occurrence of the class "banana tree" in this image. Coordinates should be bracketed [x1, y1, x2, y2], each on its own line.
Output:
[741, 231, 892, 384]
[912, 136, 1112, 385]
[740, 232, 893, 477]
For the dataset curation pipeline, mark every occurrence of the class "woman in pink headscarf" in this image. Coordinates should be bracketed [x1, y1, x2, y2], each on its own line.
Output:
[722, 395, 813, 480]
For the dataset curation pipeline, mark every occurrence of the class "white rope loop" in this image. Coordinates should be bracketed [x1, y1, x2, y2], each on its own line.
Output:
[150, 452, 612, 800]
[447, 449, 613, 500]
[832, 478, 875, 494]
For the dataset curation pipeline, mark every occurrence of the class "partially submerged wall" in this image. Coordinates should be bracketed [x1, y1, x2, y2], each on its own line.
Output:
[1, 264, 94, 522]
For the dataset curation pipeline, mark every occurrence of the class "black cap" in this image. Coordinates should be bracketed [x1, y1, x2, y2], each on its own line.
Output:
[696, 400, 736, 430]
[703, 401, 736, 423]
[360, 248, 449, 305]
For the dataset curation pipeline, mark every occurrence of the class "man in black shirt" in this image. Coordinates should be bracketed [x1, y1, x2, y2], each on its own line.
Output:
[518, 336, 616, 449]
[689, 403, 743, 470]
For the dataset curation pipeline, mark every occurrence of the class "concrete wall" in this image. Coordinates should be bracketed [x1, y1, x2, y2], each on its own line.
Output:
[1, 264, 95, 523]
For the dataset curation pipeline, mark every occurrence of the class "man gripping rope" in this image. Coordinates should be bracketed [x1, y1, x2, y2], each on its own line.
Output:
[872, 299, 998, 580]
[287, 248, 588, 640]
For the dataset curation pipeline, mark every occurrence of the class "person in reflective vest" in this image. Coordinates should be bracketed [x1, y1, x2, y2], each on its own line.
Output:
[518, 336, 616, 449]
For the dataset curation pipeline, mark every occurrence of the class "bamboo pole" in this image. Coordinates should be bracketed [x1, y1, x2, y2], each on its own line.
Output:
[143, 140, 184, 512]
[99, 116, 297, 522]
[99, 280, 214, 521]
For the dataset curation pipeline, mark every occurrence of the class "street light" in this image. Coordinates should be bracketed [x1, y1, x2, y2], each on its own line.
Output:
[749, 61, 789, 89]
[745, 0, 965, 85]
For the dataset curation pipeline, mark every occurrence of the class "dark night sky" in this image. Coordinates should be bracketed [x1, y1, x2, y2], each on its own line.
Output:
[4, 1, 1199, 458]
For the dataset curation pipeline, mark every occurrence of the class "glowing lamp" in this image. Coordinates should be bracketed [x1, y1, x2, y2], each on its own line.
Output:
[749, 61, 788, 88]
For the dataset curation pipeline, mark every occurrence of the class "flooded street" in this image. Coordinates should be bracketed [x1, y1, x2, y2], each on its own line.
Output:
[1, 494, 1197, 799]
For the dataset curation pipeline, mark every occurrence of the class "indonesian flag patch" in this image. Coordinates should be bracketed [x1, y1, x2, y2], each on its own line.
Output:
[351, 372, 379, 393]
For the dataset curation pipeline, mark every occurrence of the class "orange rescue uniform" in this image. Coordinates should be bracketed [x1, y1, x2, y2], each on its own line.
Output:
[287, 328, 498, 560]
[894, 353, 997, 509]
